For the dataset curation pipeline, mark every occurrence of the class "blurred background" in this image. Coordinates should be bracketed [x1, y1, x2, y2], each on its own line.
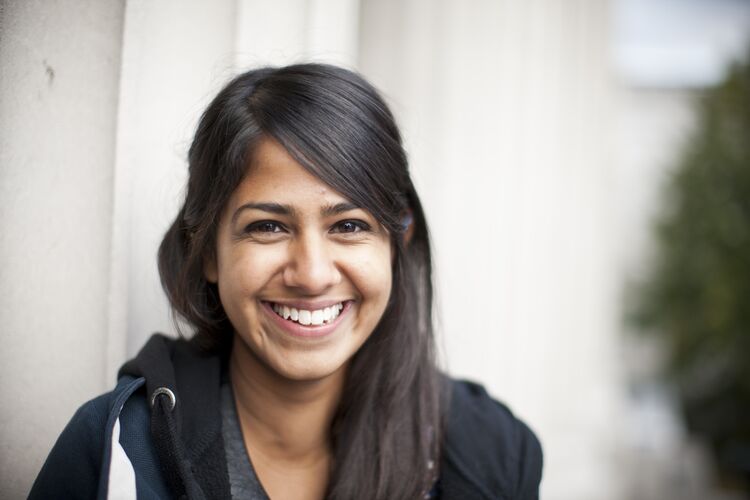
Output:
[1, 0, 749, 498]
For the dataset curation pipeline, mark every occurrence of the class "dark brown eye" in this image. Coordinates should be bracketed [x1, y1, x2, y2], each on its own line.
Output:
[332, 220, 370, 234]
[245, 221, 284, 233]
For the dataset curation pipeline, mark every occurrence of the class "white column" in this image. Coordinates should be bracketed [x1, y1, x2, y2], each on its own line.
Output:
[0, 1, 125, 497]
[359, 1, 624, 499]
[113, 0, 238, 359]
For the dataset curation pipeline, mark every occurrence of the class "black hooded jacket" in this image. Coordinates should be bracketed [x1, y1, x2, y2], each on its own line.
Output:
[30, 334, 543, 499]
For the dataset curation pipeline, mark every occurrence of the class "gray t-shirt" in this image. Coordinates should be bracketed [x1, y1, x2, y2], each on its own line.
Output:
[221, 383, 271, 499]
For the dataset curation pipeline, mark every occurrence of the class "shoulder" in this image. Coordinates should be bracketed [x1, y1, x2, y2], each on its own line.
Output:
[28, 377, 145, 499]
[439, 379, 543, 500]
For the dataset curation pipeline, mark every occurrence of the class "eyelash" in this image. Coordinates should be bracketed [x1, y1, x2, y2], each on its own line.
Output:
[242, 219, 372, 236]
[244, 221, 284, 234]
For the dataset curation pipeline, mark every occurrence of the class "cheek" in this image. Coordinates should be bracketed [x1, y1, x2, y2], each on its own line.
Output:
[217, 245, 284, 301]
[352, 245, 393, 306]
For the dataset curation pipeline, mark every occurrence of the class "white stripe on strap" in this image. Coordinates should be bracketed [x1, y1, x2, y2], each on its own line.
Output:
[107, 418, 137, 499]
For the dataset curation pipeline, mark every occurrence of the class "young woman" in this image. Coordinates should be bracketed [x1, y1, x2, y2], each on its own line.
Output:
[30, 64, 542, 499]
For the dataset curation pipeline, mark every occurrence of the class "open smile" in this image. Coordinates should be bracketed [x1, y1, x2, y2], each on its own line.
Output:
[270, 302, 344, 326]
[261, 300, 352, 338]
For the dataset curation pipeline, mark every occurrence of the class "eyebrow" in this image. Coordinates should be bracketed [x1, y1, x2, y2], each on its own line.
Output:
[321, 201, 360, 217]
[231, 201, 361, 224]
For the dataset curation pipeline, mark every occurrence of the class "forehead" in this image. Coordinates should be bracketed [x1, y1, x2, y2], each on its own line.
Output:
[230, 137, 344, 206]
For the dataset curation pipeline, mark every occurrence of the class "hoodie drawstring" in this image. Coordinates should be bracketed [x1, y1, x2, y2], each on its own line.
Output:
[151, 388, 204, 500]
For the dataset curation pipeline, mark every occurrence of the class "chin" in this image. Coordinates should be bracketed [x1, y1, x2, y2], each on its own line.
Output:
[268, 352, 349, 382]
[230, 315, 363, 384]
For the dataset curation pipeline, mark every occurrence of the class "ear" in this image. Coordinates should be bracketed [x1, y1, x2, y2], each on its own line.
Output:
[203, 252, 218, 284]
[401, 210, 415, 246]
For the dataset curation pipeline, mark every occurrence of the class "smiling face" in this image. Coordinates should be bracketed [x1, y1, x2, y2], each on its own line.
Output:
[205, 137, 393, 382]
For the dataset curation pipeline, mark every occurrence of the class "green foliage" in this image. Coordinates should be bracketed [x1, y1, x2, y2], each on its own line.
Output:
[633, 56, 750, 484]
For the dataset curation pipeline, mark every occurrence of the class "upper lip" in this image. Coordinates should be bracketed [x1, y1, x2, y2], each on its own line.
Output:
[263, 299, 349, 310]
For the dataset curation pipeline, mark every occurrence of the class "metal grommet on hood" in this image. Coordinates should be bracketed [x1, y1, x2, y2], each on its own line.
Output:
[150, 387, 176, 411]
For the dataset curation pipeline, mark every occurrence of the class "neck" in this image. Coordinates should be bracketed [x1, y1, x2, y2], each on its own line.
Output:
[229, 335, 345, 464]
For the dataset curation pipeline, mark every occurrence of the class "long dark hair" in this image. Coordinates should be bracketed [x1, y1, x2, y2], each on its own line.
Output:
[158, 63, 443, 499]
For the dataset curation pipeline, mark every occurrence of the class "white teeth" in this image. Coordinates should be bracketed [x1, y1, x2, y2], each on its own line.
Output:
[311, 310, 324, 326]
[331, 305, 341, 318]
[298, 310, 312, 325]
[270, 302, 344, 326]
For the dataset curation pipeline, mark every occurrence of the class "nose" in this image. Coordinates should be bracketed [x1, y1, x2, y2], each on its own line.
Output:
[282, 233, 342, 294]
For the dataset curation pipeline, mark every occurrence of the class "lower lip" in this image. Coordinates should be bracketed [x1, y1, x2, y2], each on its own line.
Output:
[262, 301, 351, 338]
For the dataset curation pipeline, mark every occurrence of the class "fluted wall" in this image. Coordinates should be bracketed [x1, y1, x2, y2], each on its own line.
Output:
[360, 2, 622, 498]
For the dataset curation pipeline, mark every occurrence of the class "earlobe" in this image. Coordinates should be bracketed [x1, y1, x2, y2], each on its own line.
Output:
[203, 253, 218, 284]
